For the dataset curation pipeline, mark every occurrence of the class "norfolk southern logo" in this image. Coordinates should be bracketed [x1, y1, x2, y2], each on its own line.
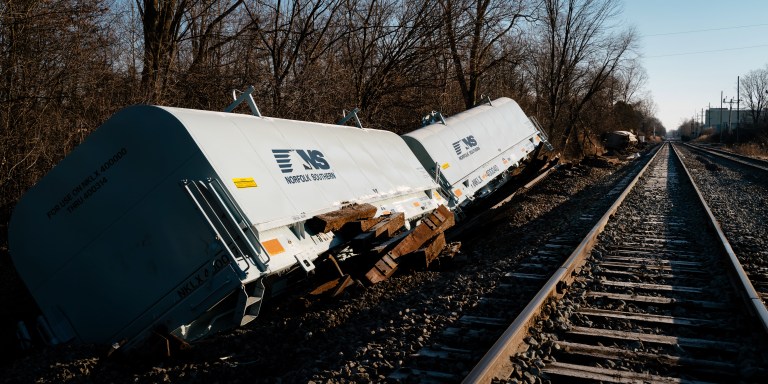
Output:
[452, 135, 480, 160]
[272, 149, 337, 184]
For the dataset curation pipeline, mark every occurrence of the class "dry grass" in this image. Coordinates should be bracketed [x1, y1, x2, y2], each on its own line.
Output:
[732, 142, 768, 160]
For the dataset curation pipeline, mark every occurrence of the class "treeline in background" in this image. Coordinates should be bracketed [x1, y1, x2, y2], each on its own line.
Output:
[1, 0, 666, 222]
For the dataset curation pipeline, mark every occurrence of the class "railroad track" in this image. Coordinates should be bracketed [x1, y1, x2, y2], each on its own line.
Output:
[676, 143, 768, 305]
[684, 143, 768, 171]
[388, 148, 662, 382]
[464, 143, 768, 383]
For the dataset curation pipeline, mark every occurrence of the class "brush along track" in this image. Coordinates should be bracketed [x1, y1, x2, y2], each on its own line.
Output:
[466, 143, 768, 383]
[676, 143, 768, 306]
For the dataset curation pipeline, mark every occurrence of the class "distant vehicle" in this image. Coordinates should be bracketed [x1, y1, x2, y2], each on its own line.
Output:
[603, 130, 638, 150]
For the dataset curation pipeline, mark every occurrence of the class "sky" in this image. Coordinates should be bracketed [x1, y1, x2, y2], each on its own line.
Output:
[621, 0, 768, 132]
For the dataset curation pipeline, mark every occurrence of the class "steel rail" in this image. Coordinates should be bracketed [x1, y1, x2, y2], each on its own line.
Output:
[671, 143, 768, 333]
[464, 142, 768, 383]
[684, 143, 768, 172]
[690, 143, 768, 164]
[462, 143, 664, 383]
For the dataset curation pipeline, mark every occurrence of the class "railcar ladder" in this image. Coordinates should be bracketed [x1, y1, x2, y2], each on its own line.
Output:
[183, 179, 271, 326]
[433, 162, 461, 209]
[529, 116, 554, 152]
[182, 179, 270, 276]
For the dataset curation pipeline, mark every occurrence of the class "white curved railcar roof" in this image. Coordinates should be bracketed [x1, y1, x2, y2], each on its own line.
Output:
[402, 97, 538, 186]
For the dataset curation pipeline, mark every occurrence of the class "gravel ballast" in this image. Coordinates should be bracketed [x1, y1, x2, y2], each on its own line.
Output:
[0, 153, 653, 383]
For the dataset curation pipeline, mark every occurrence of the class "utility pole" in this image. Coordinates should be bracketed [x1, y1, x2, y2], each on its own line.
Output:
[695, 111, 699, 136]
[720, 91, 723, 142]
[723, 96, 741, 141]
[736, 76, 740, 142]
[691, 117, 694, 138]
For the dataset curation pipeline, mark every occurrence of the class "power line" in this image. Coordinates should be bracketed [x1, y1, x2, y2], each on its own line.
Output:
[643, 23, 768, 37]
[646, 43, 768, 58]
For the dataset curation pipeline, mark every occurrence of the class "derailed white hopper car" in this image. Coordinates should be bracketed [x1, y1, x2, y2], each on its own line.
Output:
[9, 105, 440, 350]
[401, 97, 551, 209]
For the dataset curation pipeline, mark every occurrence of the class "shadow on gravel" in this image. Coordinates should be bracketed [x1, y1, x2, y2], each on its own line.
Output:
[0, 149, 655, 383]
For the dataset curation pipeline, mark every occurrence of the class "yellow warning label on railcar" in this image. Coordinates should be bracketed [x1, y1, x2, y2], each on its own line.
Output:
[262, 239, 285, 255]
[233, 177, 258, 188]
[441, 163, 450, 169]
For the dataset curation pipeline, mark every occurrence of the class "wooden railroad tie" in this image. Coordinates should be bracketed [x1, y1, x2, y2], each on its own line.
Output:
[365, 205, 455, 284]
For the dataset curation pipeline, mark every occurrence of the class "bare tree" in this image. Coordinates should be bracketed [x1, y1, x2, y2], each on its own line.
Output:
[739, 66, 768, 128]
[643, 115, 665, 138]
[136, 0, 247, 103]
[137, 0, 187, 101]
[1, 0, 119, 208]
[438, 0, 532, 109]
[242, 0, 342, 117]
[615, 58, 647, 103]
[185, 0, 246, 69]
[529, 0, 637, 152]
[337, 0, 443, 129]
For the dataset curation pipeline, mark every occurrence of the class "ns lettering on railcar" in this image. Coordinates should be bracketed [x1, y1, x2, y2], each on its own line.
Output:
[402, 96, 552, 210]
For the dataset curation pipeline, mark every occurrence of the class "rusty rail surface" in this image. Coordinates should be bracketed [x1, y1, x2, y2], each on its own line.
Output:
[671, 143, 768, 333]
[684, 143, 768, 172]
[462, 144, 663, 383]
[464, 142, 768, 383]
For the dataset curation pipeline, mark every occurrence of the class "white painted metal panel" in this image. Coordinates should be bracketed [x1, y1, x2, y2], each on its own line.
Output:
[169, 107, 436, 231]
[9, 106, 233, 344]
[402, 97, 541, 205]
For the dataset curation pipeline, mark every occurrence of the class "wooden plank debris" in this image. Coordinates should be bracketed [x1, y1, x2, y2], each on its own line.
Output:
[402, 232, 447, 269]
[419, 232, 446, 268]
[308, 255, 355, 297]
[364, 205, 454, 284]
[388, 205, 454, 259]
[370, 212, 405, 238]
[364, 254, 399, 284]
[354, 214, 408, 249]
[356, 216, 385, 232]
[308, 203, 377, 233]
[309, 275, 355, 297]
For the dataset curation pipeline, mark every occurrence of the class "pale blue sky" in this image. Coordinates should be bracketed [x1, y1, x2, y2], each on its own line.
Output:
[622, 0, 768, 131]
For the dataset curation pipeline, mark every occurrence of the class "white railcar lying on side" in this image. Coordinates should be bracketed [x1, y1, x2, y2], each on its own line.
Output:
[402, 97, 551, 209]
[9, 105, 442, 350]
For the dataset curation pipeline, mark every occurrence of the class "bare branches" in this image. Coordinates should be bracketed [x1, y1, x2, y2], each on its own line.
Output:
[338, 0, 442, 126]
[439, 0, 530, 108]
[1, 0, 120, 203]
[243, 0, 343, 115]
[530, 0, 637, 151]
[739, 66, 768, 127]
[1, 0, 661, 218]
